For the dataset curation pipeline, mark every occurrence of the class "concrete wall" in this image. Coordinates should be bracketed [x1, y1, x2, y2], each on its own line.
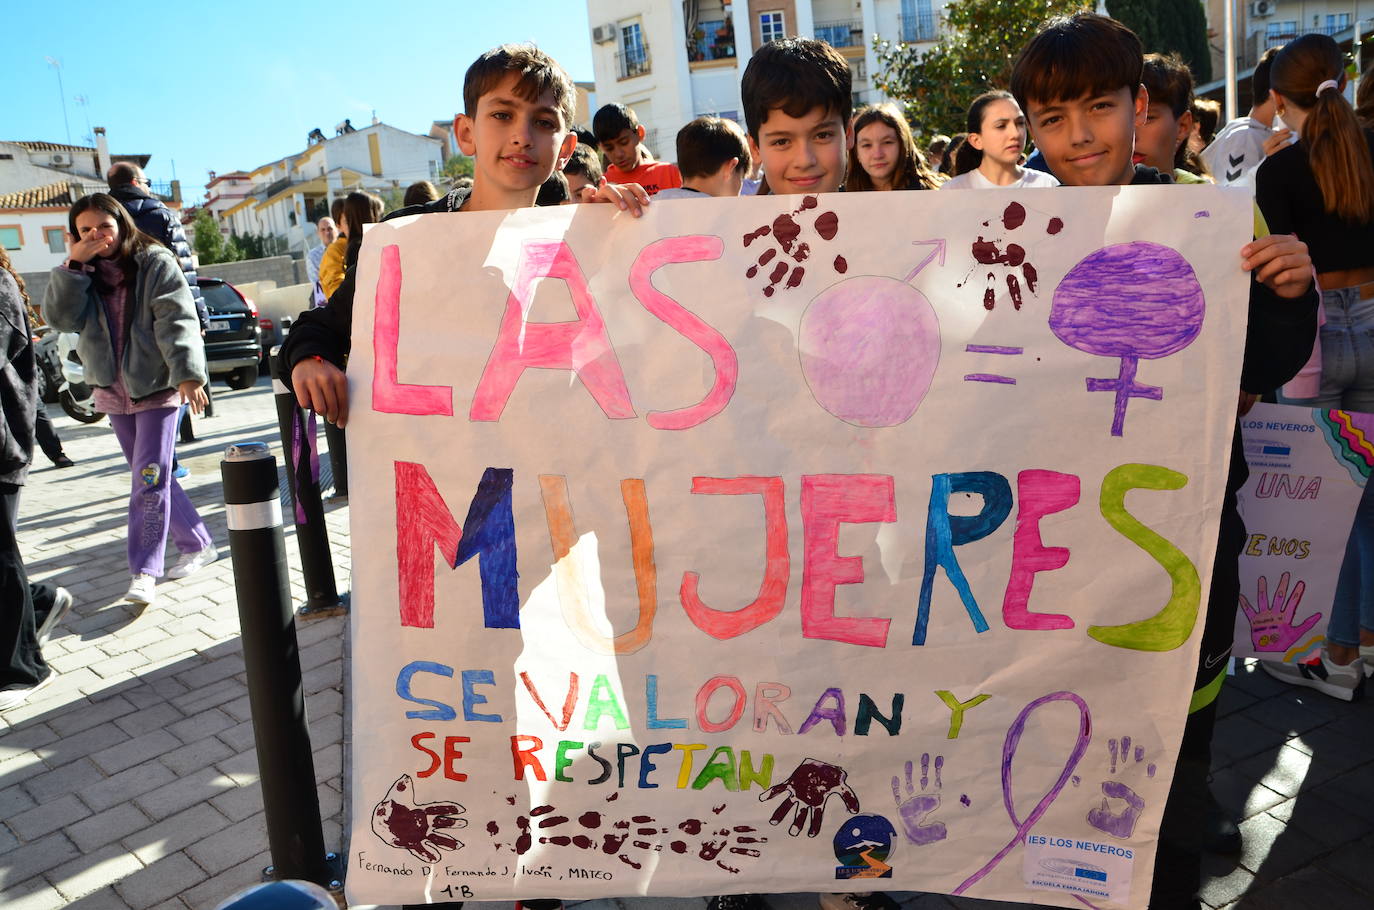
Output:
[198, 255, 307, 288]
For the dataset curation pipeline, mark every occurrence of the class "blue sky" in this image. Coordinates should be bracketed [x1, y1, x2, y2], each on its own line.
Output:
[3, 1, 594, 201]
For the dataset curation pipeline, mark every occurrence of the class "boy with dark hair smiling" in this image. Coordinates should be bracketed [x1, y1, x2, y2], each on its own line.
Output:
[594, 102, 683, 195]
[283, 43, 647, 424]
[740, 37, 853, 195]
[1012, 12, 1318, 910]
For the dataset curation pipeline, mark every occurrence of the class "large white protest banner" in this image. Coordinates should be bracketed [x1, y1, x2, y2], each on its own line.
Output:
[1234, 403, 1373, 663]
[344, 187, 1252, 908]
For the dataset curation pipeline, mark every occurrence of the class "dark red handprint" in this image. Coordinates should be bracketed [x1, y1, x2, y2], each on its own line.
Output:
[759, 758, 860, 837]
[372, 774, 467, 862]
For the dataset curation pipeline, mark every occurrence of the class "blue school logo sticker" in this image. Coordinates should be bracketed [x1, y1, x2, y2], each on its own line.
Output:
[833, 814, 895, 879]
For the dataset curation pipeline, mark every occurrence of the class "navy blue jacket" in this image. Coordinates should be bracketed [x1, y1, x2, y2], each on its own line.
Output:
[109, 184, 209, 331]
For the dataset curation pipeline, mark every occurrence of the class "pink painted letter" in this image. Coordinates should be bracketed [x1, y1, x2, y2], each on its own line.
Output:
[628, 236, 737, 429]
[680, 476, 789, 639]
[801, 474, 895, 648]
[1002, 469, 1079, 630]
[373, 244, 455, 416]
[470, 240, 635, 421]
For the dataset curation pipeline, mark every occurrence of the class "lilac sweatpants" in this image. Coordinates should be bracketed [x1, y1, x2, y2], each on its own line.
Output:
[109, 408, 212, 577]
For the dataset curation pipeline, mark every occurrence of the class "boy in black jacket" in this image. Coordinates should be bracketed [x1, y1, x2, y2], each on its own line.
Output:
[1010, 13, 1318, 910]
[281, 44, 647, 424]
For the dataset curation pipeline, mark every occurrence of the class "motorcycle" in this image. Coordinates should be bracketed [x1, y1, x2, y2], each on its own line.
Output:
[33, 327, 61, 405]
[39, 329, 104, 424]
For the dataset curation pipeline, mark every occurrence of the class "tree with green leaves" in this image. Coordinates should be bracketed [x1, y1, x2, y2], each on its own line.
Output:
[1107, 0, 1212, 84]
[440, 154, 474, 184]
[873, 0, 1089, 138]
[190, 208, 240, 265]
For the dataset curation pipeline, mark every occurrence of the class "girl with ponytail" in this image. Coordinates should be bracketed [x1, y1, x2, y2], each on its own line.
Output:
[941, 91, 1059, 189]
[1255, 33, 1374, 698]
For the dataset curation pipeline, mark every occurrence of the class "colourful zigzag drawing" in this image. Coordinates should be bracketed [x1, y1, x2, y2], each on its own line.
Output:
[1317, 410, 1374, 486]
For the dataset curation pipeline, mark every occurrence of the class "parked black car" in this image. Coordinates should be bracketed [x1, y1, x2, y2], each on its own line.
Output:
[197, 277, 262, 390]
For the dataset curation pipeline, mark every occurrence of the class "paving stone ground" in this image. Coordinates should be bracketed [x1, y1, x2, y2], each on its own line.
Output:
[3, 379, 1371, 910]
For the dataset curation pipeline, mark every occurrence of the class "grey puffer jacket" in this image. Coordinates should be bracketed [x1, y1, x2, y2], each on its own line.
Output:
[42, 246, 208, 400]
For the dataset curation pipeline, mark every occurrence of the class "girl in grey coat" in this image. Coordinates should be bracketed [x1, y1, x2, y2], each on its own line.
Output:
[43, 193, 216, 606]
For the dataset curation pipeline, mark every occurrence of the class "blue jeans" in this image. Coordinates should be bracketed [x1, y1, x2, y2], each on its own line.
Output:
[1280, 285, 1374, 646]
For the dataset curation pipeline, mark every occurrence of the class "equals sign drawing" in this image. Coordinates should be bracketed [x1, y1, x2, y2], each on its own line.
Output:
[964, 344, 1023, 384]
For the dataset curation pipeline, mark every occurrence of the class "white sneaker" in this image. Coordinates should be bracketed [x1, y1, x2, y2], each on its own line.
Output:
[0, 671, 56, 711]
[1361, 643, 1374, 679]
[167, 544, 218, 579]
[37, 587, 73, 645]
[1261, 653, 1364, 701]
[126, 574, 156, 605]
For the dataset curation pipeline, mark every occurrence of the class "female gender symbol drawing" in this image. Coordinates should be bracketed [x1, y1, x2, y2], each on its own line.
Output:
[1049, 242, 1205, 436]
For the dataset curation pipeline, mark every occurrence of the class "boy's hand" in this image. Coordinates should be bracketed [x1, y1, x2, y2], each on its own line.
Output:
[291, 357, 350, 427]
[589, 179, 650, 217]
[1242, 234, 1313, 299]
[1262, 128, 1293, 157]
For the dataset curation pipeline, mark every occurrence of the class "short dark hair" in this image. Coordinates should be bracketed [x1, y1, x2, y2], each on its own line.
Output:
[1141, 52, 1194, 120]
[463, 43, 576, 131]
[741, 38, 852, 141]
[106, 161, 141, 188]
[1011, 12, 1143, 113]
[563, 144, 603, 183]
[675, 116, 750, 179]
[404, 180, 440, 206]
[1192, 97, 1221, 142]
[536, 170, 569, 206]
[593, 103, 640, 145]
[1252, 46, 1280, 101]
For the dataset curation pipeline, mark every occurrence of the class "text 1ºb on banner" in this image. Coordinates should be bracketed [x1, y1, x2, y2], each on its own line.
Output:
[343, 186, 1252, 909]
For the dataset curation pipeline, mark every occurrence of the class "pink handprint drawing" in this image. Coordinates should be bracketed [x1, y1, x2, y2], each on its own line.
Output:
[1240, 572, 1322, 651]
[372, 774, 467, 862]
[759, 758, 860, 837]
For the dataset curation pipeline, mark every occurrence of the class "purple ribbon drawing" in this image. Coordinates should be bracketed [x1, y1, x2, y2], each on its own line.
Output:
[954, 691, 1093, 899]
[1049, 242, 1205, 436]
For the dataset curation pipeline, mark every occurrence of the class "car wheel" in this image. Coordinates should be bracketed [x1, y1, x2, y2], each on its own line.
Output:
[60, 389, 105, 424]
[225, 366, 258, 390]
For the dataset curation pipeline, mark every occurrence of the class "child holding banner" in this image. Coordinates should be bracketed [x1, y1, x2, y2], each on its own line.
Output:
[1010, 12, 1319, 909]
[1257, 33, 1374, 699]
[281, 44, 649, 425]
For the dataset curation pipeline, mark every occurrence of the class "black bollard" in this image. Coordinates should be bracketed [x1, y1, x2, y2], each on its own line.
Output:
[220, 442, 340, 890]
[269, 348, 346, 618]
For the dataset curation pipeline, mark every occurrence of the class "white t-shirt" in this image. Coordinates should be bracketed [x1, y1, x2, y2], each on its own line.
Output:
[939, 167, 1060, 189]
[1201, 117, 1272, 186]
[652, 187, 712, 200]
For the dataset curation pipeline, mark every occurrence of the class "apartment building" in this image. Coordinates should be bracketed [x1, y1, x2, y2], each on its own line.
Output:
[1241, 0, 1368, 66]
[213, 121, 442, 255]
[586, 0, 949, 159]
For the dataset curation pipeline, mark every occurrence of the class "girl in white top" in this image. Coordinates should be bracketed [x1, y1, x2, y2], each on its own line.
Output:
[940, 91, 1060, 189]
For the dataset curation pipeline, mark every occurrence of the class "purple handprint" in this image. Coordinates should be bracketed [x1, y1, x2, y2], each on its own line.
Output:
[759, 758, 860, 837]
[1087, 781, 1146, 838]
[372, 774, 467, 862]
[1240, 572, 1322, 652]
[1085, 735, 1155, 839]
[892, 753, 949, 846]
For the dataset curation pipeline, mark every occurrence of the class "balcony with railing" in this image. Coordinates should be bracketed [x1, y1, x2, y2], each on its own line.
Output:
[688, 18, 736, 63]
[815, 19, 865, 48]
[900, 12, 938, 43]
[617, 42, 651, 80]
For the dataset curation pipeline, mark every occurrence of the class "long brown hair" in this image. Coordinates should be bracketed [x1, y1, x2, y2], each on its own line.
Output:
[67, 193, 164, 286]
[0, 246, 28, 307]
[1271, 34, 1374, 222]
[343, 191, 384, 268]
[1357, 64, 1374, 130]
[847, 104, 941, 191]
[954, 91, 1018, 176]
